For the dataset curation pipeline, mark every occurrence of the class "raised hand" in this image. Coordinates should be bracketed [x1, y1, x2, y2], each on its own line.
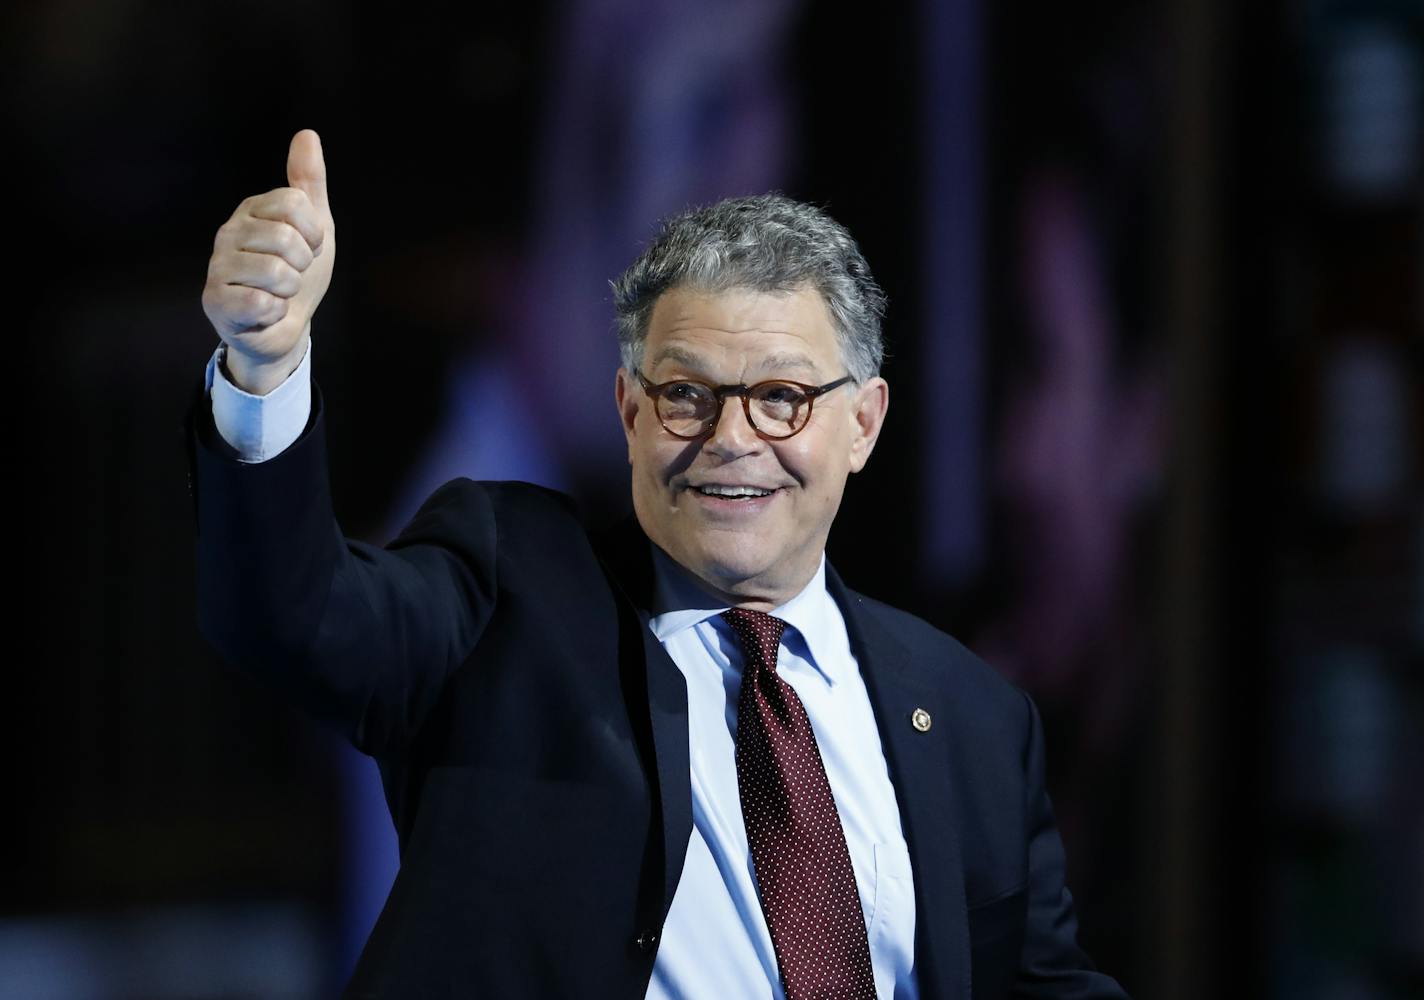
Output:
[202, 129, 334, 395]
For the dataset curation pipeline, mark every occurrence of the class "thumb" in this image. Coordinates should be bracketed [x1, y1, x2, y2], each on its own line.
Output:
[286, 128, 329, 213]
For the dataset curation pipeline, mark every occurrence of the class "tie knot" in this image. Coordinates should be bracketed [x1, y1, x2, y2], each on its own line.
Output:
[721, 608, 788, 669]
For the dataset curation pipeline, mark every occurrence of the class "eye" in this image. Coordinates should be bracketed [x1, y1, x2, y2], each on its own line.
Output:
[666, 381, 707, 401]
[756, 383, 807, 406]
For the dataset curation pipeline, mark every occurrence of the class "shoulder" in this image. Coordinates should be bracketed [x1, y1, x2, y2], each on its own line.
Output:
[841, 586, 1033, 730]
[388, 478, 593, 564]
[408, 478, 579, 518]
[398, 478, 583, 533]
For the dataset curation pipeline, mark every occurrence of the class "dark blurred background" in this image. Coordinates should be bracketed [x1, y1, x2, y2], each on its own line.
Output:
[8, 0, 1421, 997]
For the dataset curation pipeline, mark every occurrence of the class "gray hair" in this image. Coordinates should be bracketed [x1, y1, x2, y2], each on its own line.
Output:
[611, 194, 886, 383]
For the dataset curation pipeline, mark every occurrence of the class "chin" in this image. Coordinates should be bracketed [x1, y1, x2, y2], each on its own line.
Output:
[678, 543, 772, 594]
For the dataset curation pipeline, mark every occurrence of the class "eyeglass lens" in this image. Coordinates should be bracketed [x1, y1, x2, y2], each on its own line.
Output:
[658, 382, 811, 438]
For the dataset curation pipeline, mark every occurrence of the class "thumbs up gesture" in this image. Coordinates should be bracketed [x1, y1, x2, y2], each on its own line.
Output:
[202, 130, 335, 395]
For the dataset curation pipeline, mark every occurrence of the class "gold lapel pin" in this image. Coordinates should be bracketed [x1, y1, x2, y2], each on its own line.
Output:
[910, 708, 932, 733]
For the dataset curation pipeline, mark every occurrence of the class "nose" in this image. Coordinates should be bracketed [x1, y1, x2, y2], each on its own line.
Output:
[702, 396, 763, 460]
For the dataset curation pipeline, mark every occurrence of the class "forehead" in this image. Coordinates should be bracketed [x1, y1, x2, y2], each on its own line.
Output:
[644, 285, 841, 377]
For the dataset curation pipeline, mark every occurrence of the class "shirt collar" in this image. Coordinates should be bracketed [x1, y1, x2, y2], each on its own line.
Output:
[648, 547, 844, 687]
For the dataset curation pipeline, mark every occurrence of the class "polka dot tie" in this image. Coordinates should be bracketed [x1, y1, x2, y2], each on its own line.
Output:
[722, 608, 877, 1000]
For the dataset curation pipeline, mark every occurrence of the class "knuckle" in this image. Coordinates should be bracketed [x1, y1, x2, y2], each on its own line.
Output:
[235, 286, 269, 317]
[280, 225, 312, 264]
[277, 187, 309, 214]
[276, 260, 301, 292]
[202, 279, 229, 308]
[204, 284, 254, 326]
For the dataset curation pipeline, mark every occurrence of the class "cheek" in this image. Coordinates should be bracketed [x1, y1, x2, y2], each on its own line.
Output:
[628, 448, 661, 501]
[630, 442, 684, 496]
[777, 435, 844, 485]
[772, 439, 816, 478]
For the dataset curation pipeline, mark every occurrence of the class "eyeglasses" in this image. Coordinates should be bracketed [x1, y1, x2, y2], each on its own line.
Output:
[636, 371, 854, 440]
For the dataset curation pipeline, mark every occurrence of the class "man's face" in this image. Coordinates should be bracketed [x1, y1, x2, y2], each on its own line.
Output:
[615, 285, 889, 610]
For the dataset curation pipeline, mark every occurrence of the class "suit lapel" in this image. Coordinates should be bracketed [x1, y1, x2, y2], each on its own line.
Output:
[592, 518, 693, 922]
[637, 606, 694, 918]
[828, 566, 971, 1000]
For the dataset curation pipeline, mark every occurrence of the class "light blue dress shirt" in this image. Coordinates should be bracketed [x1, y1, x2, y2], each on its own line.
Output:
[205, 343, 919, 998]
[646, 549, 918, 1000]
[205, 342, 314, 461]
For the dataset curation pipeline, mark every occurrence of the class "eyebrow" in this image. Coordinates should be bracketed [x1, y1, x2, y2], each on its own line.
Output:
[647, 345, 822, 379]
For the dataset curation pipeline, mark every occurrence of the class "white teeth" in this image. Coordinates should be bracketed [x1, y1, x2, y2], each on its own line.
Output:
[697, 485, 773, 498]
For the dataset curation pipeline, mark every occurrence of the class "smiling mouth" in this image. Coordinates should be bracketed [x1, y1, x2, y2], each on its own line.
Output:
[691, 485, 778, 500]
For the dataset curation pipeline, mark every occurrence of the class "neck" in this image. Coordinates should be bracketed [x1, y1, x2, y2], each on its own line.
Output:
[651, 546, 825, 613]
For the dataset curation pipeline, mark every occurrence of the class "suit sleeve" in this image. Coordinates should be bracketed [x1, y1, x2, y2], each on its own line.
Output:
[189, 380, 498, 759]
[1014, 693, 1131, 998]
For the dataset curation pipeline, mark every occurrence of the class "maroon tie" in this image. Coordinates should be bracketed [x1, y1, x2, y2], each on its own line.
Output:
[722, 608, 877, 1000]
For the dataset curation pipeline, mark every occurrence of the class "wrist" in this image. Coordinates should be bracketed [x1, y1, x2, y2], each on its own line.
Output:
[223, 333, 310, 396]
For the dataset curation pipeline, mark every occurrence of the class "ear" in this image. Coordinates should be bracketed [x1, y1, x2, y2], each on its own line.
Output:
[846, 376, 889, 474]
[615, 368, 640, 464]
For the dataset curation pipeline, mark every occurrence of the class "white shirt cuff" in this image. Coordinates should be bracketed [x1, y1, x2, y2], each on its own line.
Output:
[204, 340, 313, 463]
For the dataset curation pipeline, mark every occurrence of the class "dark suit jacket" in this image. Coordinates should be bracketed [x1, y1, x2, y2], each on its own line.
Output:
[189, 386, 1127, 999]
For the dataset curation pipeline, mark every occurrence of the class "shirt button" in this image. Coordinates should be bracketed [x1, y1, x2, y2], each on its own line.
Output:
[634, 928, 659, 953]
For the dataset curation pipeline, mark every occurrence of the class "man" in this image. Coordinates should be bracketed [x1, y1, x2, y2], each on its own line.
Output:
[191, 130, 1128, 999]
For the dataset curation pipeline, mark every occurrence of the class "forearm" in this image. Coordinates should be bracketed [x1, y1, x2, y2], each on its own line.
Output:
[190, 384, 498, 756]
